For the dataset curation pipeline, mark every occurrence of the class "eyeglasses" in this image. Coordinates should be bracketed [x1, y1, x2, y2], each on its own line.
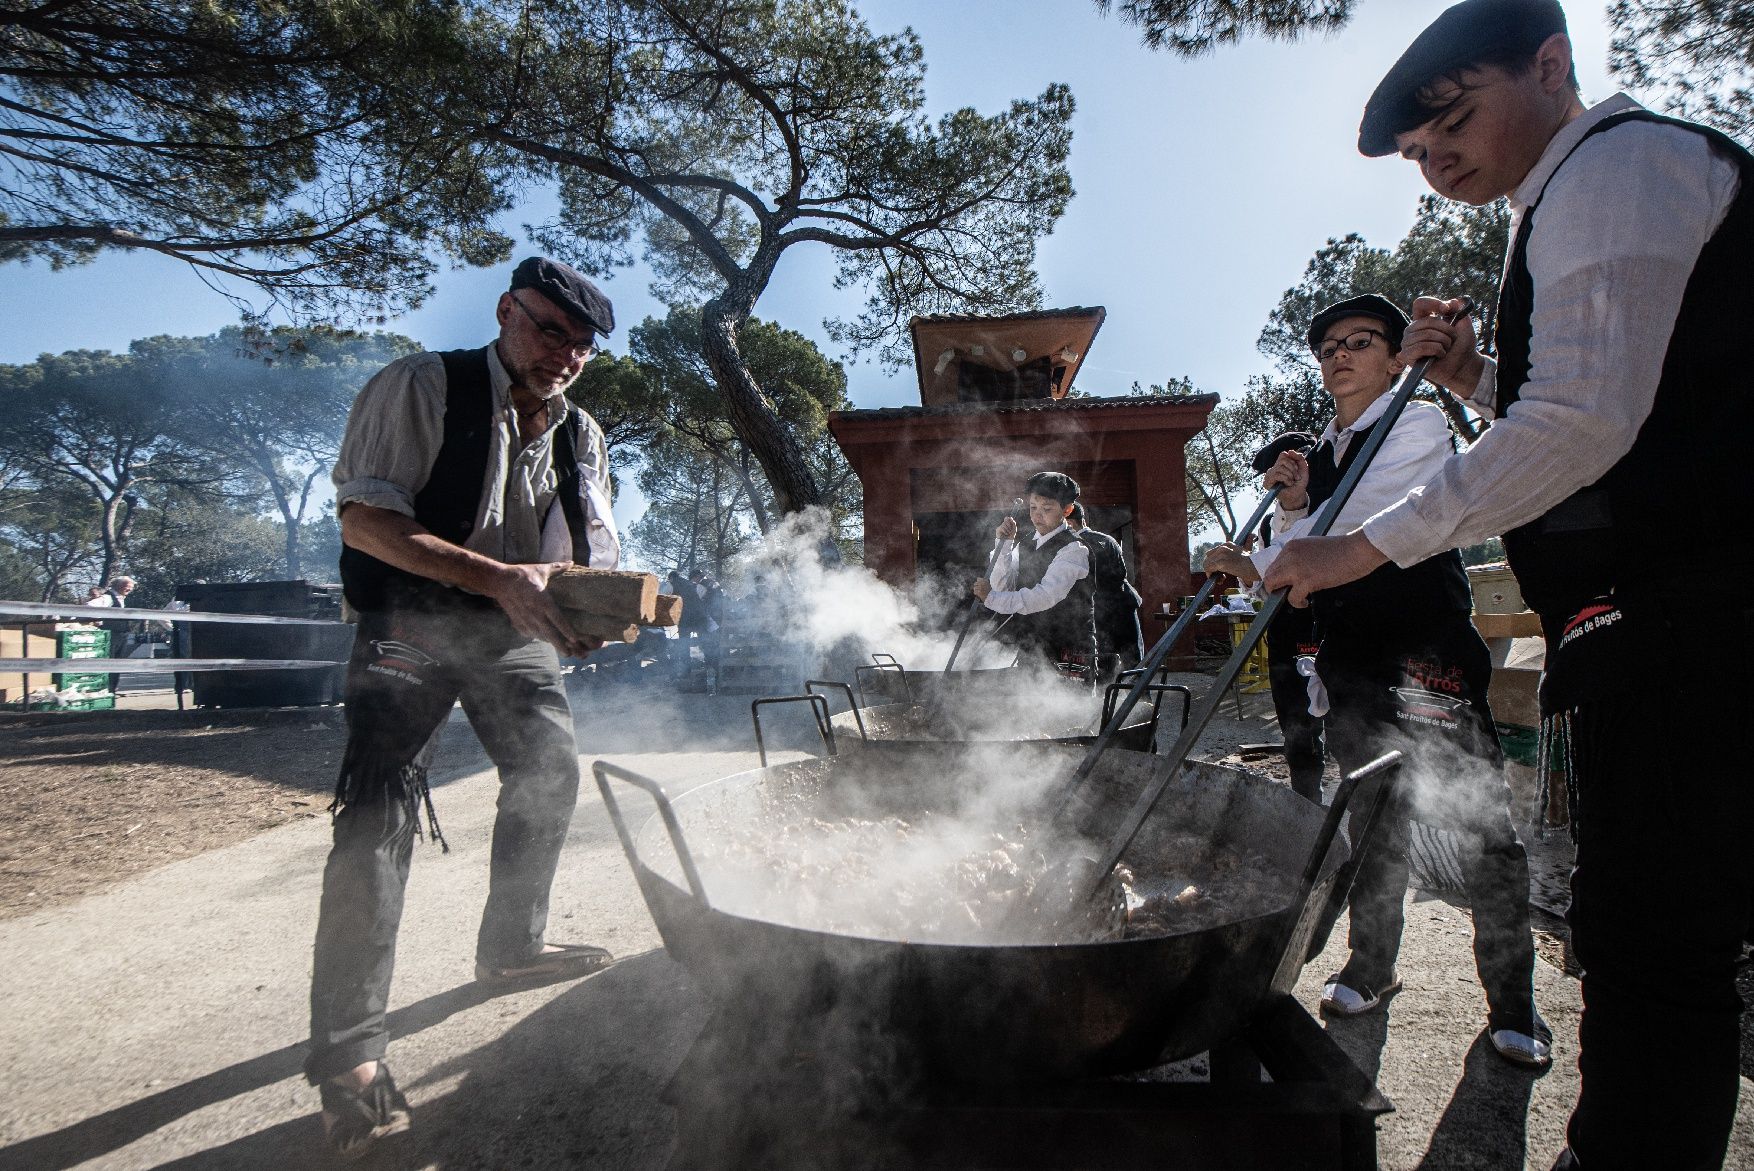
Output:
[1316, 328, 1387, 362]
[510, 293, 598, 359]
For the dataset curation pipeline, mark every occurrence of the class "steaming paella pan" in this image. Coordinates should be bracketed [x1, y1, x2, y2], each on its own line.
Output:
[781, 658, 1189, 754]
[597, 740, 1391, 1082]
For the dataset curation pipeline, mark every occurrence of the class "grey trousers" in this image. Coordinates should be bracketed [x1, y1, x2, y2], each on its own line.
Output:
[305, 605, 580, 1085]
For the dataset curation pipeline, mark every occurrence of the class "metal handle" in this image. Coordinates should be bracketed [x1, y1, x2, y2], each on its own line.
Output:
[751, 694, 837, 768]
[1061, 486, 1283, 797]
[805, 679, 867, 741]
[854, 661, 908, 708]
[1102, 681, 1192, 741]
[869, 653, 902, 669]
[592, 761, 710, 905]
[1269, 751, 1402, 993]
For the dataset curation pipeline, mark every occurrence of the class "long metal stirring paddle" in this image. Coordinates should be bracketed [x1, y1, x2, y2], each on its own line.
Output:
[1069, 298, 1475, 903]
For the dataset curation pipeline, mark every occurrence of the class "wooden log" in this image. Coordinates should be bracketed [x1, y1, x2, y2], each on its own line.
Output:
[562, 611, 643, 644]
[549, 566, 659, 623]
[653, 594, 684, 628]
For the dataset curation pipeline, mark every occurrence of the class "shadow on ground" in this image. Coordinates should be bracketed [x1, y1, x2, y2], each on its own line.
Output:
[13, 950, 705, 1171]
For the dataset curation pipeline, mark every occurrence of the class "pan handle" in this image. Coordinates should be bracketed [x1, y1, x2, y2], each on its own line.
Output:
[1102, 681, 1192, 743]
[751, 694, 837, 768]
[869, 653, 903, 669]
[805, 679, 867, 741]
[592, 760, 710, 906]
[1268, 751, 1402, 995]
[855, 661, 909, 707]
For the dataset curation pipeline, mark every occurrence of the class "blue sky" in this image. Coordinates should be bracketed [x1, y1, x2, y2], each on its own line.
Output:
[0, 1, 1625, 535]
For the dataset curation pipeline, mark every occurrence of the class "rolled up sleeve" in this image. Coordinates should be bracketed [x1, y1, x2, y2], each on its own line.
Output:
[332, 352, 448, 517]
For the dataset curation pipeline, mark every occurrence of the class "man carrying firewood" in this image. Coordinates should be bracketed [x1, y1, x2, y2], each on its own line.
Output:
[1265, 2, 1754, 1167]
[309, 257, 621, 1159]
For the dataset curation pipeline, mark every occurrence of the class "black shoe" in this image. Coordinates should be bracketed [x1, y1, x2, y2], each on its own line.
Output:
[319, 1063, 411, 1162]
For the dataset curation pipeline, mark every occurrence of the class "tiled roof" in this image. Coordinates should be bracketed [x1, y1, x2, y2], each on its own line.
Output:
[831, 393, 1220, 421]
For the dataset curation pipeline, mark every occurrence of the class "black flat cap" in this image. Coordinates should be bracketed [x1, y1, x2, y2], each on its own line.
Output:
[1307, 294, 1410, 354]
[510, 256, 615, 335]
[1252, 432, 1317, 474]
[1358, 0, 1568, 157]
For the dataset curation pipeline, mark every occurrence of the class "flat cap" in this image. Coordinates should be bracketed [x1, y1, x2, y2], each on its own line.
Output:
[1358, 0, 1568, 157]
[1307, 294, 1411, 354]
[1251, 432, 1317, 474]
[509, 256, 615, 335]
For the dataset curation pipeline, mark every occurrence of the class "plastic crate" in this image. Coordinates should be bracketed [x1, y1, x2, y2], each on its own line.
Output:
[27, 693, 116, 713]
[54, 672, 109, 694]
[56, 629, 110, 657]
[1495, 722, 1540, 768]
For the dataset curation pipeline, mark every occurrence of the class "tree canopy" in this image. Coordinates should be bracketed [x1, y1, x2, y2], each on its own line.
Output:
[0, 325, 415, 595]
[0, 1, 511, 318]
[1610, 1, 1754, 141]
[1095, 0, 1353, 56]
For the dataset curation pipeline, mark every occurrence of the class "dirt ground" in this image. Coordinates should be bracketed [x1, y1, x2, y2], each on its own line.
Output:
[0, 705, 482, 919]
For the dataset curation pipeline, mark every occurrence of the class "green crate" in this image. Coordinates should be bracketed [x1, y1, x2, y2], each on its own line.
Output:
[54, 672, 109, 693]
[56, 629, 110, 657]
[1495, 722, 1540, 768]
[27, 693, 115, 713]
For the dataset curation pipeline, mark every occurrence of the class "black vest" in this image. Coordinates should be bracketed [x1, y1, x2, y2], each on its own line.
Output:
[1006, 527, 1096, 661]
[339, 347, 595, 613]
[1304, 417, 1472, 632]
[1495, 110, 1754, 628]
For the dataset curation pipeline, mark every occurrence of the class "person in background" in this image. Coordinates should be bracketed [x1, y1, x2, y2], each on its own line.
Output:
[972, 471, 1094, 679]
[91, 576, 136, 694]
[311, 256, 620, 1158]
[1207, 293, 1546, 1071]
[1067, 502, 1144, 680]
[1266, 3, 1754, 1163]
[1251, 432, 1326, 803]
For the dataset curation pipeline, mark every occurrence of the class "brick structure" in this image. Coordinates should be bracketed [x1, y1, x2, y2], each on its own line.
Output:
[828, 310, 1217, 631]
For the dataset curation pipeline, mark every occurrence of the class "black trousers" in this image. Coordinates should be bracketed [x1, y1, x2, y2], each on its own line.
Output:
[1317, 614, 1537, 1033]
[1562, 682, 1754, 1170]
[1265, 606, 1325, 803]
[305, 606, 580, 1085]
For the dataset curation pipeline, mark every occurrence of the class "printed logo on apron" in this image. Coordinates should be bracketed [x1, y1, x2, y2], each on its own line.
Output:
[1392, 654, 1471, 728]
[367, 637, 440, 685]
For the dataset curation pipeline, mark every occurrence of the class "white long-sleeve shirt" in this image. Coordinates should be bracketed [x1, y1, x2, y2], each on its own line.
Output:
[1249, 395, 1455, 578]
[1360, 94, 1741, 568]
[984, 522, 1090, 614]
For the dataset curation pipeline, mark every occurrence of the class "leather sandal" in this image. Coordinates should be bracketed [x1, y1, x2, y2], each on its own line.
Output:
[475, 942, 613, 985]
[319, 1063, 411, 1162]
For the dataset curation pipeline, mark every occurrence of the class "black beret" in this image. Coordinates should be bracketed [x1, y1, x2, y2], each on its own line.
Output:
[1307, 294, 1411, 354]
[1025, 471, 1080, 506]
[509, 256, 615, 335]
[1358, 0, 1568, 157]
[1251, 432, 1317, 474]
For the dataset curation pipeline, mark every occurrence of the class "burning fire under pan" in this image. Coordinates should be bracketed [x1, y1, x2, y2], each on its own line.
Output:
[597, 743, 1403, 1169]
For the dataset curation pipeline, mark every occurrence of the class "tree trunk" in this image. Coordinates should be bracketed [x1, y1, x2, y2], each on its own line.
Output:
[700, 288, 824, 516]
[736, 448, 771, 536]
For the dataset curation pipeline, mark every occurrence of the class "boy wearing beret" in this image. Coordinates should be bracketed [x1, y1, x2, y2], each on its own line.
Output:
[973, 471, 1096, 678]
[1265, 2, 1754, 1167]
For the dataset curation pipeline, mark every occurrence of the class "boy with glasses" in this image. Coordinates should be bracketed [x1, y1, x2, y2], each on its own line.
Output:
[1265, 2, 1754, 1166]
[1206, 294, 1546, 1069]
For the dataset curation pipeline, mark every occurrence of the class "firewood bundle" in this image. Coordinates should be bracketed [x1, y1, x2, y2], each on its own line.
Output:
[548, 567, 684, 644]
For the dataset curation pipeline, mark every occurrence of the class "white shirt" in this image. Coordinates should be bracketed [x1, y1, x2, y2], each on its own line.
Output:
[1249, 395, 1455, 578]
[1361, 94, 1741, 568]
[984, 522, 1091, 615]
